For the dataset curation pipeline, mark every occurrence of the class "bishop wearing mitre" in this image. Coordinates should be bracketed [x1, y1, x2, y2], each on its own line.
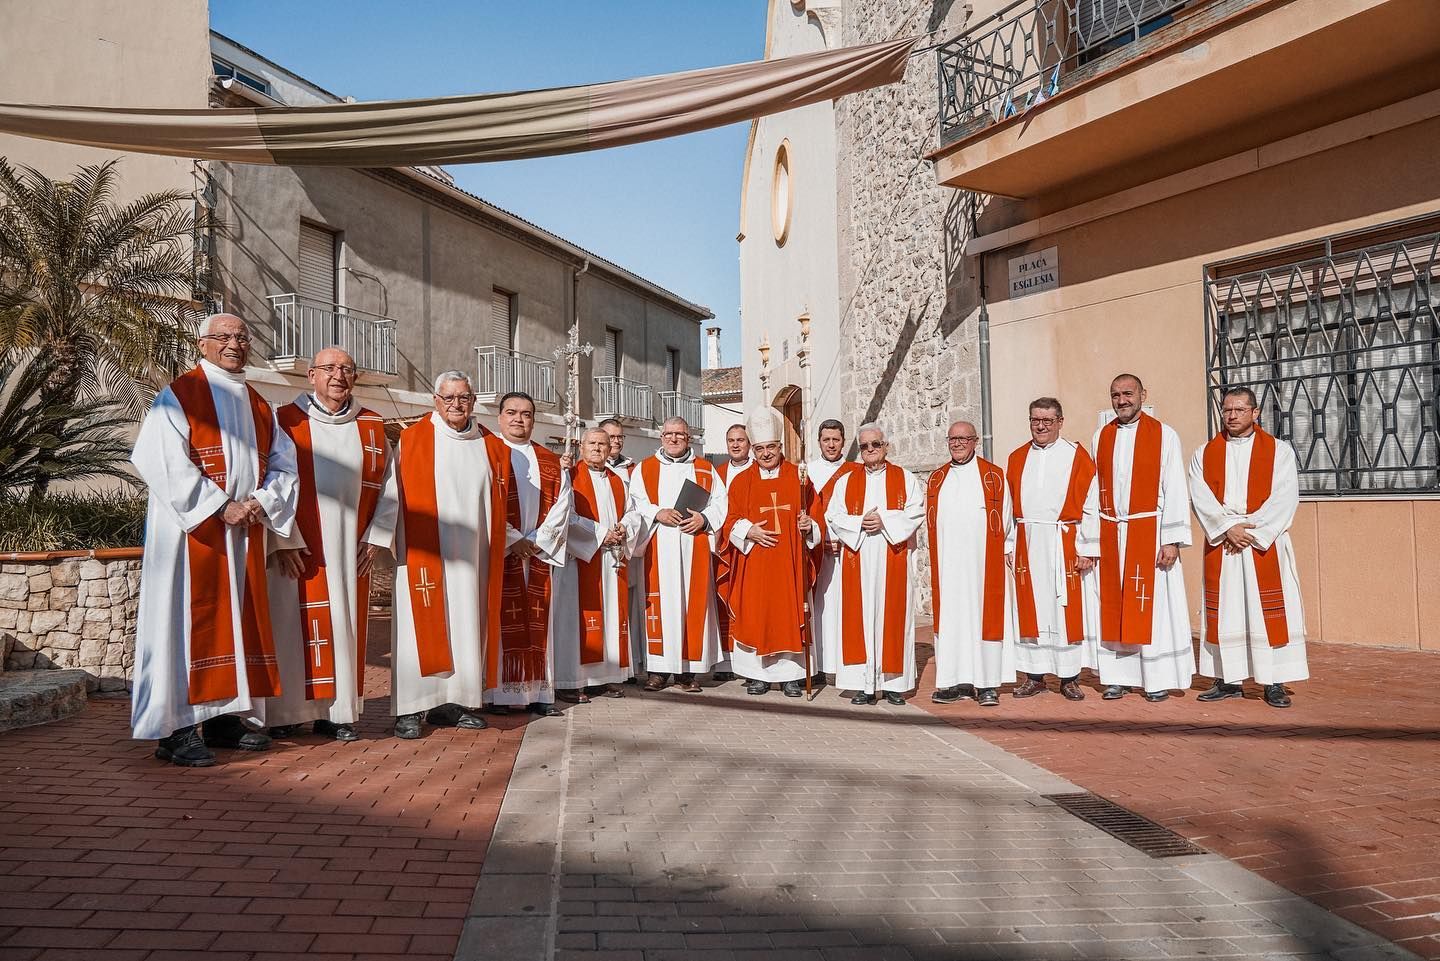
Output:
[720, 413, 819, 697]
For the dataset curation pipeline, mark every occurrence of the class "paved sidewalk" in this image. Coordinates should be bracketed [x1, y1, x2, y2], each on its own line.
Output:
[912, 631, 1440, 960]
[461, 681, 1419, 961]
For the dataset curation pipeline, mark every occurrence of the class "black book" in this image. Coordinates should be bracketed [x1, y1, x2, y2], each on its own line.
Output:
[673, 479, 711, 515]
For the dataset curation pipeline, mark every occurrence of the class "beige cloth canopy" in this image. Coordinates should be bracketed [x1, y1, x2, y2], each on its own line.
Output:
[0, 37, 916, 167]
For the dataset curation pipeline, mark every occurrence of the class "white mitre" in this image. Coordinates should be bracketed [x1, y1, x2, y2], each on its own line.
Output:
[747, 410, 783, 445]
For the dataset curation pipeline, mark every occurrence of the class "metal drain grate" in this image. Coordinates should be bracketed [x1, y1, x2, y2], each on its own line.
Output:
[1043, 792, 1206, 858]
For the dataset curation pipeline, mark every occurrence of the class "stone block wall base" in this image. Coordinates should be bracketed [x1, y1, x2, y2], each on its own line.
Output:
[0, 670, 89, 733]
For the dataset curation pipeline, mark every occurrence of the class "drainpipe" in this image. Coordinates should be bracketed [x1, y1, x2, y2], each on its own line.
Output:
[977, 246, 993, 461]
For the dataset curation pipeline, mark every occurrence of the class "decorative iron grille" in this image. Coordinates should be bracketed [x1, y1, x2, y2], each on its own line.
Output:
[1205, 225, 1440, 495]
[936, 0, 1190, 140]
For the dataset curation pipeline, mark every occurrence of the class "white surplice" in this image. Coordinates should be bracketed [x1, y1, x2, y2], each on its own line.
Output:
[130, 360, 299, 740]
[931, 458, 1019, 690]
[1187, 433, 1309, 685]
[1014, 440, 1099, 679]
[391, 414, 495, 717]
[1080, 419, 1195, 694]
[553, 466, 641, 688]
[265, 395, 400, 727]
[805, 455, 849, 675]
[488, 439, 571, 706]
[726, 463, 822, 683]
[631, 453, 730, 675]
[824, 465, 924, 695]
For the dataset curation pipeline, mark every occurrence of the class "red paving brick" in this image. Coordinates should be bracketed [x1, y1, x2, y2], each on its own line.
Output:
[913, 626, 1440, 960]
[0, 617, 524, 961]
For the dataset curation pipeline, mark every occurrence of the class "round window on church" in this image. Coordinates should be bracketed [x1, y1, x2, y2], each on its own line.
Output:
[771, 140, 792, 247]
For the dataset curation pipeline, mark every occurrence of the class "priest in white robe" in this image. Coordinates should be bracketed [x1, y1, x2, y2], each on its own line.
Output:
[391, 372, 510, 739]
[823, 424, 924, 705]
[1080, 374, 1195, 701]
[1188, 386, 1307, 708]
[631, 416, 729, 692]
[489, 391, 570, 716]
[927, 421, 1018, 708]
[805, 418, 852, 680]
[1007, 398, 1099, 701]
[554, 428, 641, 701]
[265, 348, 399, 741]
[130, 313, 298, 766]
[722, 412, 820, 696]
[599, 417, 646, 676]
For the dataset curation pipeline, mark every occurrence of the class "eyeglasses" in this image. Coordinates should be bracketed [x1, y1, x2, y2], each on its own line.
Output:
[858, 441, 886, 452]
[1221, 406, 1256, 415]
[662, 431, 690, 440]
[436, 393, 476, 406]
[1028, 416, 1059, 426]
[947, 436, 979, 444]
[200, 333, 251, 346]
[312, 363, 358, 379]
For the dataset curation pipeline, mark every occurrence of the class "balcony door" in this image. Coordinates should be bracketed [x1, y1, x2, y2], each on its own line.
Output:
[603, 328, 621, 379]
[298, 222, 337, 305]
[491, 288, 517, 352]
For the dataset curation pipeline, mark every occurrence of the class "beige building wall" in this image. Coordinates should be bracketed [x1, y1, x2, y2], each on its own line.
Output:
[980, 111, 1440, 650]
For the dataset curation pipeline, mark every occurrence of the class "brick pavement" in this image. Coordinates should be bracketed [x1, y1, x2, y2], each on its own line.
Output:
[912, 629, 1440, 961]
[461, 678, 1419, 961]
[0, 616, 524, 961]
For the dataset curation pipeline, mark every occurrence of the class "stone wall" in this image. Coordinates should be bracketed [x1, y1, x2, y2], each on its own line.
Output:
[0, 554, 140, 692]
[837, 0, 982, 613]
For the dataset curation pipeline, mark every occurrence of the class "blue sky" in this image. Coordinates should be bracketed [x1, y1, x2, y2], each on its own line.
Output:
[209, 0, 768, 366]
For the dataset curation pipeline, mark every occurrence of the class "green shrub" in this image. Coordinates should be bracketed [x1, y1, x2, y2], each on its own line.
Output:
[0, 490, 147, 552]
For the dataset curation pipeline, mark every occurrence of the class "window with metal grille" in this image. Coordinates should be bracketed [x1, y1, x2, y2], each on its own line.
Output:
[1205, 218, 1440, 495]
[491, 288, 516, 351]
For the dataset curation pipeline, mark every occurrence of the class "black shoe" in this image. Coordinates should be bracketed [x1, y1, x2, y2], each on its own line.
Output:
[486, 704, 513, 715]
[1142, 689, 1170, 702]
[850, 692, 876, 705]
[394, 712, 423, 739]
[977, 688, 999, 708]
[1101, 685, 1127, 700]
[883, 691, 905, 706]
[930, 686, 962, 704]
[712, 671, 736, 682]
[267, 724, 302, 738]
[529, 702, 563, 718]
[781, 680, 804, 698]
[203, 714, 271, 751]
[313, 719, 360, 741]
[425, 704, 463, 726]
[1197, 681, 1243, 702]
[155, 725, 216, 767]
[1264, 683, 1292, 708]
[745, 679, 770, 696]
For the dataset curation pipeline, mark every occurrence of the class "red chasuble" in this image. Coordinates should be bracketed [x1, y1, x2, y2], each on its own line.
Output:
[276, 403, 389, 699]
[396, 417, 511, 678]
[1007, 443, 1095, 644]
[1201, 428, 1290, 648]
[495, 443, 565, 688]
[925, 457, 1008, 642]
[571, 465, 630, 667]
[1095, 414, 1163, 645]
[719, 462, 814, 656]
[169, 365, 281, 705]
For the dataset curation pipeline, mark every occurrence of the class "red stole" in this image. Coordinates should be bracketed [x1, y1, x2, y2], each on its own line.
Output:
[1095, 414, 1164, 645]
[277, 402, 388, 700]
[925, 457, 1008, 642]
[720, 462, 812, 656]
[168, 365, 281, 705]
[711, 460, 749, 653]
[496, 443, 564, 688]
[1007, 442, 1095, 644]
[840, 464, 909, 673]
[397, 417, 510, 678]
[1202, 429, 1290, 648]
[571, 465, 630, 667]
[640, 457, 714, 662]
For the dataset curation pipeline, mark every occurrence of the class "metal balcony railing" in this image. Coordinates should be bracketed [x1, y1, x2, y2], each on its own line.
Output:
[657, 390, 703, 433]
[936, 0, 1191, 142]
[593, 376, 653, 423]
[268, 293, 397, 375]
[474, 346, 557, 406]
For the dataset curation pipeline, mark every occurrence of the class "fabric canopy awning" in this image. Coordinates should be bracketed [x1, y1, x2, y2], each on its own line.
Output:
[0, 36, 917, 167]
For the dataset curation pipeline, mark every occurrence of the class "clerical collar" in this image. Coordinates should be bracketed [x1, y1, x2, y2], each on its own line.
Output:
[659, 449, 694, 464]
[1227, 431, 1255, 443]
[1115, 416, 1140, 430]
[950, 455, 976, 468]
[587, 464, 609, 473]
[729, 457, 752, 468]
[864, 462, 888, 474]
[1030, 439, 1058, 450]
[310, 393, 351, 416]
[502, 436, 534, 451]
[199, 358, 245, 385]
[610, 454, 632, 467]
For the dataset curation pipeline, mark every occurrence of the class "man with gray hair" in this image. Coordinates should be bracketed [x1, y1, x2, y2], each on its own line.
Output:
[823, 424, 924, 705]
[390, 370, 512, 739]
[131, 312, 299, 766]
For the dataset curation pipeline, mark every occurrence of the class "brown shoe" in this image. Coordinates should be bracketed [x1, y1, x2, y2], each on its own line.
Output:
[1059, 679, 1085, 701]
[679, 673, 702, 693]
[1012, 677, 1047, 698]
[643, 673, 666, 692]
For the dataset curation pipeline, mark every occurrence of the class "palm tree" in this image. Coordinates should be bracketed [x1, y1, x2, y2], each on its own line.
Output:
[0, 157, 208, 418]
